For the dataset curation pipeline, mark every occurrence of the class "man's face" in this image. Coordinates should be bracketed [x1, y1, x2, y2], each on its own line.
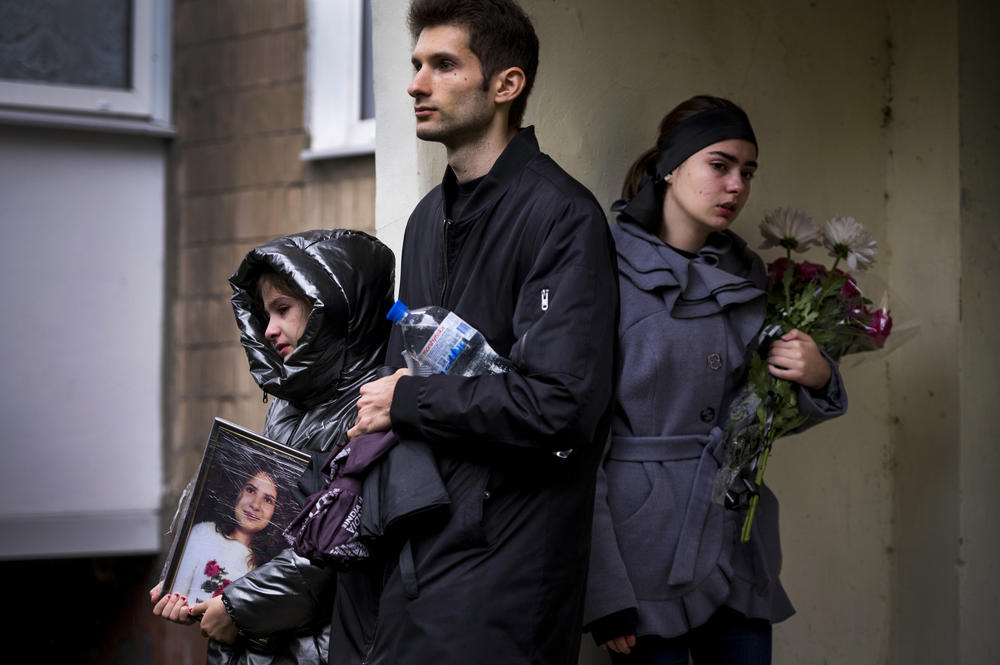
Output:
[407, 24, 495, 148]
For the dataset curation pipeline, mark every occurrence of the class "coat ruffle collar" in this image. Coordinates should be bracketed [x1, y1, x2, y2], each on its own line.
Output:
[613, 217, 767, 370]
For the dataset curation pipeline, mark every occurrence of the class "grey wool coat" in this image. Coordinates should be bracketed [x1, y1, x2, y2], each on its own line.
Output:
[585, 218, 847, 641]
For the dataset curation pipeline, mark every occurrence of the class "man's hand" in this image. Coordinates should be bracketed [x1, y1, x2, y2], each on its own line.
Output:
[347, 368, 410, 440]
[767, 329, 832, 390]
[189, 596, 238, 644]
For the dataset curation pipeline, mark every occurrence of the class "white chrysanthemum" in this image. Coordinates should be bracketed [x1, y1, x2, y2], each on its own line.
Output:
[758, 208, 821, 253]
[822, 216, 876, 270]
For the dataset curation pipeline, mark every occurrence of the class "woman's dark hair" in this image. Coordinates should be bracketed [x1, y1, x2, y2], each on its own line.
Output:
[408, 0, 538, 130]
[198, 452, 294, 569]
[621, 95, 746, 200]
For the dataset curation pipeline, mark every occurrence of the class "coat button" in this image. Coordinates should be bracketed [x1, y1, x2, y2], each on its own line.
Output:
[707, 353, 722, 370]
[700, 407, 716, 423]
[483, 490, 491, 500]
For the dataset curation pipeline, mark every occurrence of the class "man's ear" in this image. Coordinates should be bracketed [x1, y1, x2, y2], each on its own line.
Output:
[492, 66, 526, 106]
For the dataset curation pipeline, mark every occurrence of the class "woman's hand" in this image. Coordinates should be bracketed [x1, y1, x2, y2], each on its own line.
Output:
[150, 583, 196, 625]
[601, 634, 637, 655]
[189, 596, 238, 644]
[766, 329, 832, 390]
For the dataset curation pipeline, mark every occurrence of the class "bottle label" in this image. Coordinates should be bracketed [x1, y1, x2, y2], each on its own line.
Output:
[418, 311, 476, 373]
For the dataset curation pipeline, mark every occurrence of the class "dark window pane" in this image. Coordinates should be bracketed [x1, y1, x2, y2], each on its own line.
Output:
[0, 0, 131, 89]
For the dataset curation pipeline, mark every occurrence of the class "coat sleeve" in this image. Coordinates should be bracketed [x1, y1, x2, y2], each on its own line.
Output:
[389, 198, 619, 456]
[792, 350, 848, 431]
[221, 548, 335, 637]
[583, 433, 638, 631]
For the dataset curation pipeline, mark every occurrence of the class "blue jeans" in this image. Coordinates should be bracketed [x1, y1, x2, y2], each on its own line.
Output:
[609, 606, 772, 665]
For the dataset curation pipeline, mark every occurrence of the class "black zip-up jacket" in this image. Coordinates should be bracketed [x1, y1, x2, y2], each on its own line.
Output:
[330, 127, 619, 665]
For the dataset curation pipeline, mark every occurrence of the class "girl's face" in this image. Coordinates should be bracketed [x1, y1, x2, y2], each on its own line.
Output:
[661, 138, 758, 251]
[260, 278, 310, 360]
[233, 471, 277, 535]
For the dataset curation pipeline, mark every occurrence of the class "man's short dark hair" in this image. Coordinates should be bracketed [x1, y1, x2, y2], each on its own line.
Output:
[408, 0, 539, 129]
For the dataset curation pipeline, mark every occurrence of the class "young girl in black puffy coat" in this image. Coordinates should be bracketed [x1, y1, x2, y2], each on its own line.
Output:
[151, 229, 394, 665]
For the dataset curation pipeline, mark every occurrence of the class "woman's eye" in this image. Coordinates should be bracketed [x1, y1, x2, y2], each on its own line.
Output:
[265, 496, 275, 505]
[710, 162, 726, 171]
[742, 171, 755, 181]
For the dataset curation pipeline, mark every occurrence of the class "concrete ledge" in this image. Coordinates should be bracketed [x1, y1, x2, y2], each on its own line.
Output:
[0, 109, 175, 137]
[0, 511, 161, 560]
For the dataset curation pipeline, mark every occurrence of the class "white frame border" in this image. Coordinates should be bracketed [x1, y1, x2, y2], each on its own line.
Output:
[302, 0, 375, 160]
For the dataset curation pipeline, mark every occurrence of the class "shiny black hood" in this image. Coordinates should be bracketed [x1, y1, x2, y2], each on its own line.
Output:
[230, 229, 394, 411]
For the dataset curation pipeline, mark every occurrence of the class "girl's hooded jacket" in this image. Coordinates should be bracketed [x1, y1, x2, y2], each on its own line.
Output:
[210, 229, 394, 665]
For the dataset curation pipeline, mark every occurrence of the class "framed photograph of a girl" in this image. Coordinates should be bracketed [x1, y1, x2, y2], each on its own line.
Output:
[159, 418, 310, 605]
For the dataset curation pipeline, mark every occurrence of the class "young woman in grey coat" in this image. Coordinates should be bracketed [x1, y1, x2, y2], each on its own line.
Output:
[585, 96, 847, 665]
[152, 229, 394, 665]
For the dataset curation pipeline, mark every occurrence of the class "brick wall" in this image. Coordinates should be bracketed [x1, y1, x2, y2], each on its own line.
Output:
[169, 0, 375, 496]
[156, 1, 376, 661]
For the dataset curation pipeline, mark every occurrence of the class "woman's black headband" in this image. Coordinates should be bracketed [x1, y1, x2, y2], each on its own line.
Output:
[619, 106, 758, 232]
[652, 106, 758, 179]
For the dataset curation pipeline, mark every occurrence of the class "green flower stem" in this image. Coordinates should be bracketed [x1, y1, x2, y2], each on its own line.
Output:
[783, 248, 792, 316]
[740, 441, 772, 543]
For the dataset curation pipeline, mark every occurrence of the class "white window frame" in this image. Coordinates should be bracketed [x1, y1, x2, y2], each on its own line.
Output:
[302, 0, 375, 159]
[0, 0, 171, 126]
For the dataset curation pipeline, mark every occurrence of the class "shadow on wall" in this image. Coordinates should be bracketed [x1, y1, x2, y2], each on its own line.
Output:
[1, 556, 207, 665]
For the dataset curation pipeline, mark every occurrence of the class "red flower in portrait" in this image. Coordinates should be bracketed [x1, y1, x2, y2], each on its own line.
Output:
[204, 560, 222, 577]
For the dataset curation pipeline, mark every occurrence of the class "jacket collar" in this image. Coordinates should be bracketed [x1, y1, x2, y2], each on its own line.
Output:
[441, 126, 540, 223]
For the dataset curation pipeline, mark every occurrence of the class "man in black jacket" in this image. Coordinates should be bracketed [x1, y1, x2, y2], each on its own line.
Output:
[343, 1, 619, 663]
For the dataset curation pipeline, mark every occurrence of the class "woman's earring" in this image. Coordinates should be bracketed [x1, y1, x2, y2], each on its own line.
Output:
[664, 174, 673, 184]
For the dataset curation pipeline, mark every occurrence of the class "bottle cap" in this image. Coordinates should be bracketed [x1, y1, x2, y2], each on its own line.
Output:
[386, 300, 409, 322]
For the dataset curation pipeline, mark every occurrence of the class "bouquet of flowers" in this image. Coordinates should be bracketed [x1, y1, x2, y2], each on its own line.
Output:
[713, 208, 893, 542]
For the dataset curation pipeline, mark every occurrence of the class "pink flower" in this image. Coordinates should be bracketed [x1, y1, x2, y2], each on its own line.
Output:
[204, 560, 221, 577]
[865, 309, 893, 348]
[212, 579, 232, 597]
[840, 275, 862, 299]
[766, 257, 789, 284]
[794, 260, 827, 282]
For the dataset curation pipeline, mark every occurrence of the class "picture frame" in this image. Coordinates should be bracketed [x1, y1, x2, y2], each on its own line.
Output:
[159, 418, 311, 605]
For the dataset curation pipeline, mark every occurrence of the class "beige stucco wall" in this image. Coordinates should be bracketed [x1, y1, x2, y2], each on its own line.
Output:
[373, 1, 998, 663]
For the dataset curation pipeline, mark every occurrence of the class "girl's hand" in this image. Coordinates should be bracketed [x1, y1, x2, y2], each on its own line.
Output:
[766, 329, 832, 390]
[189, 596, 238, 644]
[601, 634, 637, 655]
[149, 581, 163, 604]
[151, 587, 197, 625]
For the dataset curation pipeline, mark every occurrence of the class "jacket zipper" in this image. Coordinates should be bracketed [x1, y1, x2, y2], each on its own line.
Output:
[439, 217, 451, 305]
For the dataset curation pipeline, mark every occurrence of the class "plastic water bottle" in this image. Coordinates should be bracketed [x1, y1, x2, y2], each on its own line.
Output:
[387, 301, 572, 459]
[386, 300, 514, 377]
